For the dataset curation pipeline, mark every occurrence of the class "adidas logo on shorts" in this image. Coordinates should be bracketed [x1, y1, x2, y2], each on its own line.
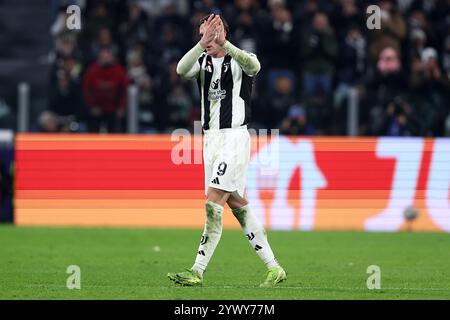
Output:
[211, 177, 220, 185]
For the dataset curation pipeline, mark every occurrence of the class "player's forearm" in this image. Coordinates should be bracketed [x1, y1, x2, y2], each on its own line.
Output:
[222, 41, 261, 76]
[176, 42, 204, 76]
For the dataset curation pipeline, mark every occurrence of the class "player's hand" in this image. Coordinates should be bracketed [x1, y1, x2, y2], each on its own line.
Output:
[199, 14, 221, 49]
[214, 19, 226, 46]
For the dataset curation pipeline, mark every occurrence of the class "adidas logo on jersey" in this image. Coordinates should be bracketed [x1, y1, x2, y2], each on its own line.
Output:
[205, 61, 213, 73]
[211, 177, 220, 185]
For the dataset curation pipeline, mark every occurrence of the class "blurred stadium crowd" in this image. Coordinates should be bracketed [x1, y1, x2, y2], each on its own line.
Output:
[43, 0, 450, 136]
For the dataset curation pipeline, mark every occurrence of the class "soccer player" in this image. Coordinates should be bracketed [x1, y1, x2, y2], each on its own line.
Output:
[167, 14, 286, 287]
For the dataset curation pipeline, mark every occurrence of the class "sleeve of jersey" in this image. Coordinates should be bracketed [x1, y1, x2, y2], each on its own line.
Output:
[176, 43, 204, 79]
[223, 41, 261, 77]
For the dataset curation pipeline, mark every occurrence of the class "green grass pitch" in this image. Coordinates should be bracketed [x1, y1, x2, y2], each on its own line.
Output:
[0, 225, 449, 299]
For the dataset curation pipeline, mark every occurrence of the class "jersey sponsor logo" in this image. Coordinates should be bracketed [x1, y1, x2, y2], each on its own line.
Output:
[208, 90, 226, 101]
[208, 78, 226, 101]
[211, 79, 220, 89]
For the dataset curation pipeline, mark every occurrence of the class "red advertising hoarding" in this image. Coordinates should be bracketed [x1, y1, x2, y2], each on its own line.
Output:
[15, 134, 450, 232]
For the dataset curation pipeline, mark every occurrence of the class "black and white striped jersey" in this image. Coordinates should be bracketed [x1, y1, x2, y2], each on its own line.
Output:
[184, 52, 256, 130]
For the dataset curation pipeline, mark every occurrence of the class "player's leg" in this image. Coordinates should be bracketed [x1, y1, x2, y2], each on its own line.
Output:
[190, 187, 230, 274]
[227, 192, 287, 287]
[168, 187, 230, 286]
[168, 130, 231, 285]
[190, 130, 232, 278]
[185, 129, 240, 281]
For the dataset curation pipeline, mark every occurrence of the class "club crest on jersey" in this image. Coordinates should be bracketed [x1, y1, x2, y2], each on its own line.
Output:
[223, 62, 230, 73]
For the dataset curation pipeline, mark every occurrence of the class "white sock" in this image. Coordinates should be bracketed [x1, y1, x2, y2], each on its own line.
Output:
[232, 204, 280, 269]
[191, 200, 223, 276]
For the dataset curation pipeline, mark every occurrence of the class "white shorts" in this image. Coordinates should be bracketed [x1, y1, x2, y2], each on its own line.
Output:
[203, 126, 251, 197]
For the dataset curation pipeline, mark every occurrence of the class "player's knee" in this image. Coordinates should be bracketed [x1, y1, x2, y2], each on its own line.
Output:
[206, 187, 230, 206]
[227, 192, 248, 209]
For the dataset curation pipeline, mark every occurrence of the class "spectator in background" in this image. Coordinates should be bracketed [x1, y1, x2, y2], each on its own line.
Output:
[40, 0, 450, 137]
[167, 84, 193, 130]
[119, 2, 152, 51]
[153, 58, 192, 132]
[194, 0, 221, 14]
[53, 54, 83, 86]
[53, 35, 80, 62]
[127, 49, 155, 130]
[407, 28, 427, 64]
[363, 47, 408, 135]
[81, 2, 114, 49]
[333, 0, 364, 39]
[49, 39, 83, 98]
[51, 4, 81, 49]
[335, 25, 367, 93]
[137, 0, 189, 17]
[281, 104, 316, 135]
[45, 39, 84, 133]
[368, 0, 407, 62]
[154, 1, 190, 49]
[83, 47, 128, 133]
[223, 0, 262, 54]
[155, 23, 185, 67]
[261, 0, 299, 70]
[301, 12, 338, 98]
[87, 27, 119, 64]
[442, 35, 450, 79]
[407, 8, 438, 49]
[294, 0, 320, 28]
[43, 70, 84, 132]
[261, 71, 296, 128]
[333, 25, 366, 134]
[409, 47, 450, 136]
[432, 0, 450, 48]
[37, 110, 78, 133]
[380, 96, 421, 136]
